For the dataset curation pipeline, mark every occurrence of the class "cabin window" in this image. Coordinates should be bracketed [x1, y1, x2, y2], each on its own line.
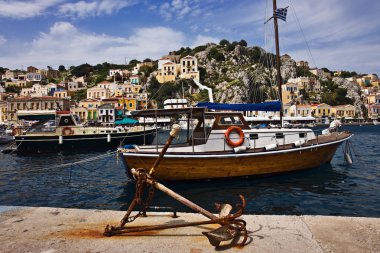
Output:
[275, 133, 284, 139]
[250, 134, 258, 140]
[299, 133, 306, 138]
[106, 130, 111, 133]
[219, 116, 243, 126]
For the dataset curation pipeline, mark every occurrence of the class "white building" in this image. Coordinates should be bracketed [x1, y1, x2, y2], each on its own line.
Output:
[97, 103, 115, 126]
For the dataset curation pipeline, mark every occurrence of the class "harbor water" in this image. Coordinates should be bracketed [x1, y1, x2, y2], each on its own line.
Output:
[0, 125, 379, 217]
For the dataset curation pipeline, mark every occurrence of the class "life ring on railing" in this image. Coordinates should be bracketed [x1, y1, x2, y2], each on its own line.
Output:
[225, 126, 245, 147]
[62, 127, 74, 136]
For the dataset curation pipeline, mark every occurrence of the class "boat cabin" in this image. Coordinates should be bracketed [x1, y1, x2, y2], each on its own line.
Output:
[131, 107, 316, 152]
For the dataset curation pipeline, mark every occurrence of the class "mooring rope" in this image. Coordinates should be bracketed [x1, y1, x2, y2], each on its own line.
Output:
[0, 150, 118, 176]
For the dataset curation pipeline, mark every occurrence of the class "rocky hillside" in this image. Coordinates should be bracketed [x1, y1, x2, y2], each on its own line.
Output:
[145, 41, 363, 114]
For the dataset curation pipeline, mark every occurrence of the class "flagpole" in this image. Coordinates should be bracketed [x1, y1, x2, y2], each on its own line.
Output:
[273, 0, 283, 127]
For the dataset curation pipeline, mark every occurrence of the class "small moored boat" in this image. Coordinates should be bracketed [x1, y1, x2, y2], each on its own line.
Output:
[13, 110, 156, 153]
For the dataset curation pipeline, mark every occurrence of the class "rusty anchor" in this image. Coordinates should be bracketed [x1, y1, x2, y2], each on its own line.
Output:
[104, 124, 248, 247]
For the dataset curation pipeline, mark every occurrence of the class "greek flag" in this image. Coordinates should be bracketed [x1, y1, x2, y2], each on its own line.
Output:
[274, 7, 288, 22]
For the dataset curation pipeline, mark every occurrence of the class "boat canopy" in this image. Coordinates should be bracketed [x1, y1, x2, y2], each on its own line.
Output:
[197, 101, 281, 112]
[115, 117, 139, 125]
[131, 107, 205, 117]
[17, 110, 56, 120]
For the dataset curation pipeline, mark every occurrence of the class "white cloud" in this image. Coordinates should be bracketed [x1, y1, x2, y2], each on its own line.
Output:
[58, 0, 136, 18]
[0, 35, 6, 46]
[0, 0, 61, 19]
[190, 35, 219, 47]
[158, 0, 201, 20]
[1, 22, 190, 69]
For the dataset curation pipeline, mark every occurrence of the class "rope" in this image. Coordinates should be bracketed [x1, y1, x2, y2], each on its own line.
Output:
[0, 151, 118, 176]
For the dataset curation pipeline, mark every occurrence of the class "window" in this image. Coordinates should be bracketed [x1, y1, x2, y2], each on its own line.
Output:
[129, 103, 133, 107]
[275, 133, 284, 139]
[250, 134, 258, 140]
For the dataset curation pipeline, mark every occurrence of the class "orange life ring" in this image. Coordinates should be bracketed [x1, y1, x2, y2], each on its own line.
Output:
[62, 127, 74, 136]
[12, 127, 21, 136]
[225, 126, 245, 147]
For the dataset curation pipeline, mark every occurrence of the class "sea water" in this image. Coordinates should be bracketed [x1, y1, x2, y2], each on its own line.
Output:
[0, 125, 379, 217]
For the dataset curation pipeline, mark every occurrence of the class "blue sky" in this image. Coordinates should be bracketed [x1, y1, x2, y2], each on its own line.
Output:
[0, 0, 379, 74]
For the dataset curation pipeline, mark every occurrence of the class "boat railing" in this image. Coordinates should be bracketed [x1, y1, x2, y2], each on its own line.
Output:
[194, 131, 312, 152]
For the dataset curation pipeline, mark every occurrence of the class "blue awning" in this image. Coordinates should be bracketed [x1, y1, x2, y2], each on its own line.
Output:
[115, 117, 138, 125]
[197, 101, 281, 112]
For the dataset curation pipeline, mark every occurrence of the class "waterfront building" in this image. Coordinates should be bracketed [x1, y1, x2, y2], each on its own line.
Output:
[97, 103, 116, 126]
[0, 100, 7, 123]
[295, 104, 312, 117]
[332, 104, 356, 119]
[6, 96, 70, 122]
[71, 106, 88, 123]
[79, 98, 102, 121]
[311, 103, 333, 118]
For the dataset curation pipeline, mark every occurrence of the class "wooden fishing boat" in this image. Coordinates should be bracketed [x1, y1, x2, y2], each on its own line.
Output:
[119, 0, 353, 181]
[119, 108, 352, 181]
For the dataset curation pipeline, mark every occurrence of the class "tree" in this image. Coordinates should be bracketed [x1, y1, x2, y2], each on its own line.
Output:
[129, 59, 141, 66]
[5, 85, 21, 94]
[72, 89, 87, 102]
[219, 39, 230, 46]
[58, 65, 66, 72]
[238, 39, 247, 47]
[71, 63, 93, 77]
[207, 48, 225, 61]
[143, 58, 152, 62]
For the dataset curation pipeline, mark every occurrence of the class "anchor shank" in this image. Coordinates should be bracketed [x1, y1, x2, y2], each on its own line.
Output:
[131, 168, 218, 221]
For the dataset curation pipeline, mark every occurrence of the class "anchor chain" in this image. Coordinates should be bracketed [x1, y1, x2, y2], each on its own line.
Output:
[120, 169, 156, 225]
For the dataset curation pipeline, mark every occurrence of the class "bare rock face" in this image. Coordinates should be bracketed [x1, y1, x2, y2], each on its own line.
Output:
[333, 77, 364, 116]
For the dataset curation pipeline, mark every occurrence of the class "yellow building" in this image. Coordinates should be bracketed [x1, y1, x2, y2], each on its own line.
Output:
[311, 103, 333, 117]
[53, 90, 68, 98]
[79, 98, 102, 120]
[156, 62, 177, 83]
[281, 83, 299, 104]
[71, 107, 88, 123]
[296, 104, 312, 117]
[332, 104, 356, 119]
[179, 55, 200, 82]
[364, 94, 376, 105]
[116, 97, 137, 111]
[0, 101, 7, 123]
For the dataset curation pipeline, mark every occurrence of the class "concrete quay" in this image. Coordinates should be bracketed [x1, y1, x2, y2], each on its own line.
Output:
[1, 206, 379, 253]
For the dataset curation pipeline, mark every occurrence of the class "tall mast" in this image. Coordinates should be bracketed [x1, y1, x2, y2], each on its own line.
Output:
[273, 0, 283, 126]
